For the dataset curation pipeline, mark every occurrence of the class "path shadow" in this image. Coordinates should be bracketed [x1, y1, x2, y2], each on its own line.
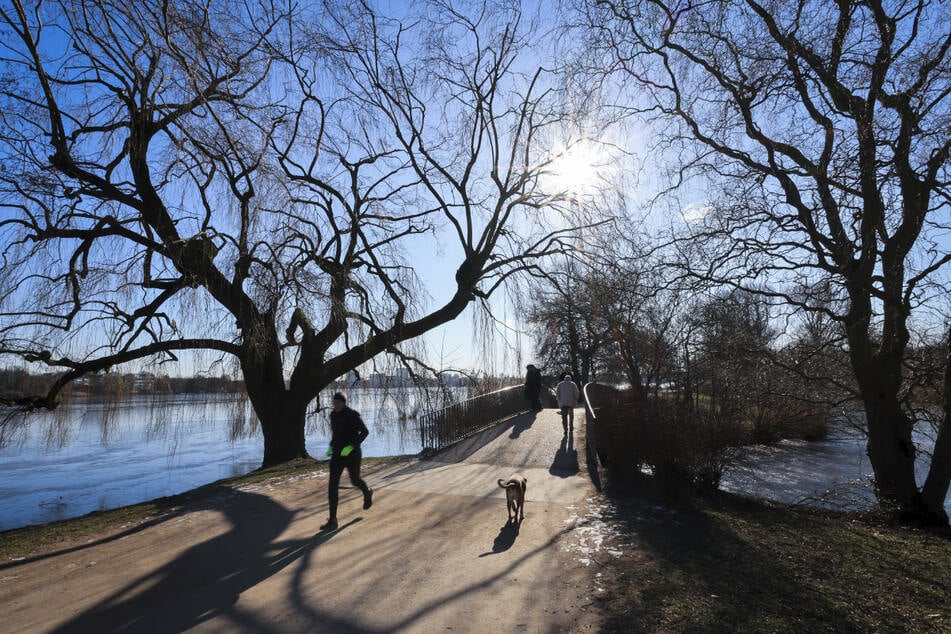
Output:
[549, 432, 579, 477]
[1, 509, 188, 571]
[51, 487, 337, 634]
[389, 526, 570, 631]
[508, 413, 534, 439]
[478, 519, 521, 557]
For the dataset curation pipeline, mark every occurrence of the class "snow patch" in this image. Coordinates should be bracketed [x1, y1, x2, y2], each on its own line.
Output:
[237, 470, 324, 493]
[561, 497, 631, 568]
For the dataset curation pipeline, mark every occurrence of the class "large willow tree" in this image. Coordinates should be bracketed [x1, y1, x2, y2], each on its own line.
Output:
[0, 0, 594, 466]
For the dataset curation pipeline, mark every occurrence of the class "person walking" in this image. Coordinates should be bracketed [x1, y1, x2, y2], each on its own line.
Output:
[555, 374, 580, 435]
[320, 392, 373, 532]
[524, 364, 543, 411]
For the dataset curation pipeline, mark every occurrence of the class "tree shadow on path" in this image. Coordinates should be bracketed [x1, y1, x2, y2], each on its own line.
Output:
[52, 486, 341, 634]
[389, 528, 571, 631]
[0, 487, 242, 571]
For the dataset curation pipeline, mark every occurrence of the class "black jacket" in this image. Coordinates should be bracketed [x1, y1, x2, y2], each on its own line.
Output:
[524, 367, 542, 397]
[329, 406, 369, 451]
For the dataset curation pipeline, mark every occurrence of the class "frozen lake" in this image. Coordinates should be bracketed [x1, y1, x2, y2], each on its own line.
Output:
[0, 391, 425, 531]
[721, 422, 950, 516]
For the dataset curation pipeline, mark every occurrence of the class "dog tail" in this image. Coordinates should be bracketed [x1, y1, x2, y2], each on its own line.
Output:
[498, 478, 512, 489]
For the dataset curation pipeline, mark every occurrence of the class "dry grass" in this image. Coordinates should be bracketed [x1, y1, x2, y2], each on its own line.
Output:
[590, 486, 951, 632]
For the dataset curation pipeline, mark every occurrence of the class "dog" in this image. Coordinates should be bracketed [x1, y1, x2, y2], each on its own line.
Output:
[497, 475, 527, 523]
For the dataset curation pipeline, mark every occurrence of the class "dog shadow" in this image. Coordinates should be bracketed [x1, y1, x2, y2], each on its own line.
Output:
[478, 519, 522, 557]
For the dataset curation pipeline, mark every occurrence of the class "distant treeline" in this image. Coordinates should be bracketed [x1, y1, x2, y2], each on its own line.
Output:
[1, 367, 516, 404]
[0, 368, 245, 399]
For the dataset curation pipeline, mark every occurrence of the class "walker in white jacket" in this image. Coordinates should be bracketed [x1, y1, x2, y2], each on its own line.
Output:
[555, 376, 580, 434]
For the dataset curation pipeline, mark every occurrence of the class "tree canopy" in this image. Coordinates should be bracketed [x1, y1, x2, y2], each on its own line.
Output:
[0, 0, 603, 464]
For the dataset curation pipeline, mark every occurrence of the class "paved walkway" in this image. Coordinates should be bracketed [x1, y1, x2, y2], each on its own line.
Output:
[2, 407, 602, 633]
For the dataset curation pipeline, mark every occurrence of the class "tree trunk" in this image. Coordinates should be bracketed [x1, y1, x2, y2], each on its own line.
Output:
[239, 318, 311, 467]
[258, 395, 310, 467]
[846, 294, 948, 523]
[920, 328, 951, 524]
[863, 392, 919, 511]
[921, 412, 951, 525]
[856, 356, 947, 524]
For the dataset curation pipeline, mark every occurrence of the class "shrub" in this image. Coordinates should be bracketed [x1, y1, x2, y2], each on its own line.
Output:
[597, 389, 746, 496]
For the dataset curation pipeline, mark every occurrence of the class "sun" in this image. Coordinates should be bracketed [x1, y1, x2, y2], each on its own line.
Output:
[547, 139, 608, 198]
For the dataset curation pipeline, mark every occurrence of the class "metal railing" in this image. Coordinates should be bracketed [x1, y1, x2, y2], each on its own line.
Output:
[418, 384, 528, 451]
[583, 382, 622, 469]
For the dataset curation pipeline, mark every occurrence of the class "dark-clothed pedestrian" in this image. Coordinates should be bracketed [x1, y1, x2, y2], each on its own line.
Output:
[320, 392, 373, 532]
[555, 374, 580, 434]
[524, 364, 543, 411]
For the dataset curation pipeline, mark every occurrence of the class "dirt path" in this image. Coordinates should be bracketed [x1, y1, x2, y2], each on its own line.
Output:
[2, 408, 607, 633]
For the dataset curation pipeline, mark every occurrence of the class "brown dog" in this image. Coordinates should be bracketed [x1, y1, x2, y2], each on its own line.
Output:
[497, 475, 527, 523]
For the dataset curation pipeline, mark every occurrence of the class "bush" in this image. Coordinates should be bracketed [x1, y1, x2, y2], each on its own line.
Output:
[747, 398, 830, 443]
[596, 389, 746, 496]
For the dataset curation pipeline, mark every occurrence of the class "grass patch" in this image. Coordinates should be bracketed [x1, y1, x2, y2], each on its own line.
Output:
[592, 489, 951, 632]
[0, 454, 415, 561]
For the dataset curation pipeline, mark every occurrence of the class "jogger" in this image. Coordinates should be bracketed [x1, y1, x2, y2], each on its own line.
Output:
[321, 392, 373, 532]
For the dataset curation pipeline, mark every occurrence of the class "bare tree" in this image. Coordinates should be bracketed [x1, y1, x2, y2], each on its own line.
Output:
[527, 234, 685, 396]
[526, 258, 613, 385]
[594, 261, 684, 401]
[0, 0, 597, 466]
[579, 0, 951, 522]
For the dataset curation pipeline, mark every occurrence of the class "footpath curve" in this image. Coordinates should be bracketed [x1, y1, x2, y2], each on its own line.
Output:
[2, 407, 606, 633]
